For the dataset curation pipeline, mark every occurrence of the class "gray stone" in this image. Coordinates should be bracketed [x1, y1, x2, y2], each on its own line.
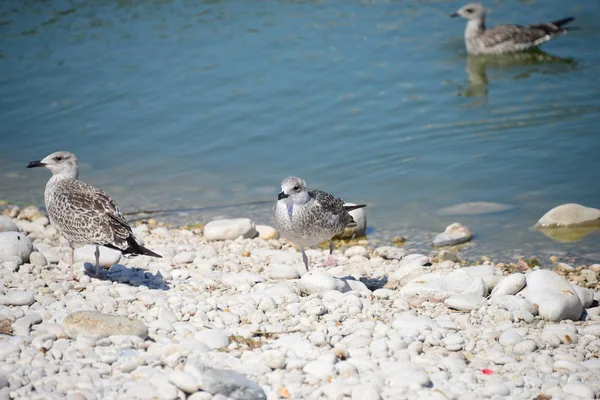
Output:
[203, 218, 257, 241]
[184, 363, 266, 400]
[297, 271, 347, 295]
[28, 251, 47, 267]
[63, 311, 148, 339]
[572, 285, 595, 309]
[432, 223, 473, 247]
[0, 232, 33, 263]
[536, 203, 600, 227]
[0, 217, 18, 233]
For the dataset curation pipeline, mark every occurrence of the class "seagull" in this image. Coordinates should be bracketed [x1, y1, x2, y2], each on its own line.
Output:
[27, 151, 161, 279]
[273, 176, 366, 269]
[450, 3, 575, 55]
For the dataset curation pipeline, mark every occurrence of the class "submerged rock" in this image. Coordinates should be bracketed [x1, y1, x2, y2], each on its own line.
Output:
[438, 202, 514, 216]
[536, 203, 600, 227]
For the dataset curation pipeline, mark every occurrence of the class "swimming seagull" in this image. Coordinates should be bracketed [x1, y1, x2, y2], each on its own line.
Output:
[450, 3, 575, 55]
[273, 176, 366, 269]
[27, 151, 161, 278]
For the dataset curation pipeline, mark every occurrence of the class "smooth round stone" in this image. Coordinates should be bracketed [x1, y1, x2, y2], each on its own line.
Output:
[490, 273, 526, 297]
[499, 329, 523, 346]
[490, 295, 537, 314]
[63, 311, 148, 339]
[372, 246, 406, 261]
[562, 383, 595, 399]
[444, 294, 485, 311]
[573, 285, 595, 309]
[268, 264, 300, 280]
[297, 271, 347, 295]
[168, 370, 200, 393]
[442, 334, 465, 351]
[203, 218, 257, 241]
[0, 216, 18, 233]
[345, 246, 368, 258]
[172, 252, 196, 264]
[373, 289, 394, 299]
[74, 245, 121, 267]
[4, 291, 35, 306]
[28, 252, 48, 267]
[392, 315, 440, 336]
[432, 223, 473, 247]
[303, 360, 334, 379]
[0, 232, 33, 263]
[513, 339, 537, 355]
[255, 225, 279, 240]
[524, 270, 583, 322]
[260, 350, 285, 369]
[184, 364, 266, 400]
[400, 269, 478, 306]
[485, 383, 511, 396]
[194, 329, 230, 349]
[581, 324, 600, 337]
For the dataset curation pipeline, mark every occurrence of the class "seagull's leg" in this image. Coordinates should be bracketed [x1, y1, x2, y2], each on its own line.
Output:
[301, 247, 310, 270]
[56, 241, 77, 282]
[94, 245, 101, 278]
[319, 240, 337, 267]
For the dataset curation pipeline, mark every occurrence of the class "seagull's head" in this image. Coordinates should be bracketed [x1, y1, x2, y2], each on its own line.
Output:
[278, 176, 310, 205]
[450, 3, 485, 20]
[27, 151, 79, 179]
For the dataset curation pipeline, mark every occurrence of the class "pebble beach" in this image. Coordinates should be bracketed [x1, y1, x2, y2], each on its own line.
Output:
[1, 205, 599, 400]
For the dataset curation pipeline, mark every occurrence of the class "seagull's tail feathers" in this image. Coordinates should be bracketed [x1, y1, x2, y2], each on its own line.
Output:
[344, 204, 367, 213]
[121, 236, 162, 258]
[551, 16, 575, 28]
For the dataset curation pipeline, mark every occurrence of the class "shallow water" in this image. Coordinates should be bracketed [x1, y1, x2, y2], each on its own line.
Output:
[1, 0, 600, 262]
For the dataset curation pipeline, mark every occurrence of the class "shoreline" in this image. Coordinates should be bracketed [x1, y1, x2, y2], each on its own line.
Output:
[0, 205, 599, 399]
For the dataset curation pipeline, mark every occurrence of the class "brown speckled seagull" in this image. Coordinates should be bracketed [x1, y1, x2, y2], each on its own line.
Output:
[27, 151, 161, 278]
[273, 176, 366, 269]
[450, 3, 574, 55]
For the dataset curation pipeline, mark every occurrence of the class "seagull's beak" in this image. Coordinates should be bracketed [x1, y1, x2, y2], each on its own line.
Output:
[449, 12, 460, 18]
[278, 191, 289, 200]
[26, 160, 46, 168]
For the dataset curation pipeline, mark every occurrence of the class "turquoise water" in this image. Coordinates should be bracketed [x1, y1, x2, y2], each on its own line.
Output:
[1, 0, 600, 261]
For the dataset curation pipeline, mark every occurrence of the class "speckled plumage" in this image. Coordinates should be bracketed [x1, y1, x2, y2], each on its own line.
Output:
[44, 178, 131, 249]
[27, 151, 161, 277]
[451, 3, 574, 55]
[273, 176, 366, 269]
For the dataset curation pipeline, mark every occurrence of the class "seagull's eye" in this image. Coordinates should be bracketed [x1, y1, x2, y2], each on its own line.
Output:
[55, 156, 63, 162]
[465, 8, 474, 13]
[293, 186, 300, 191]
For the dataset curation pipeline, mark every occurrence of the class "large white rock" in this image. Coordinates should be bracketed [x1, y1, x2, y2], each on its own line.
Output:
[0, 232, 33, 263]
[572, 285, 595, 309]
[432, 223, 473, 247]
[444, 294, 485, 311]
[297, 270, 348, 295]
[400, 269, 477, 306]
[523, 270, 583, 322]
[0, 216, 19, 233]
[74, 245, 122, 267]
[536, 203, 600, 227]
[203, 218, 257, 241]
[63, 311, 148, 339]
[391, 315, 440, 336]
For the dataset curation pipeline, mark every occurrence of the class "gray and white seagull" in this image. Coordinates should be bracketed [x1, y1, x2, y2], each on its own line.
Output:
[27, 151, 161, 278]
[273, 176, 366, 270]
[450, 3, 575, 55]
